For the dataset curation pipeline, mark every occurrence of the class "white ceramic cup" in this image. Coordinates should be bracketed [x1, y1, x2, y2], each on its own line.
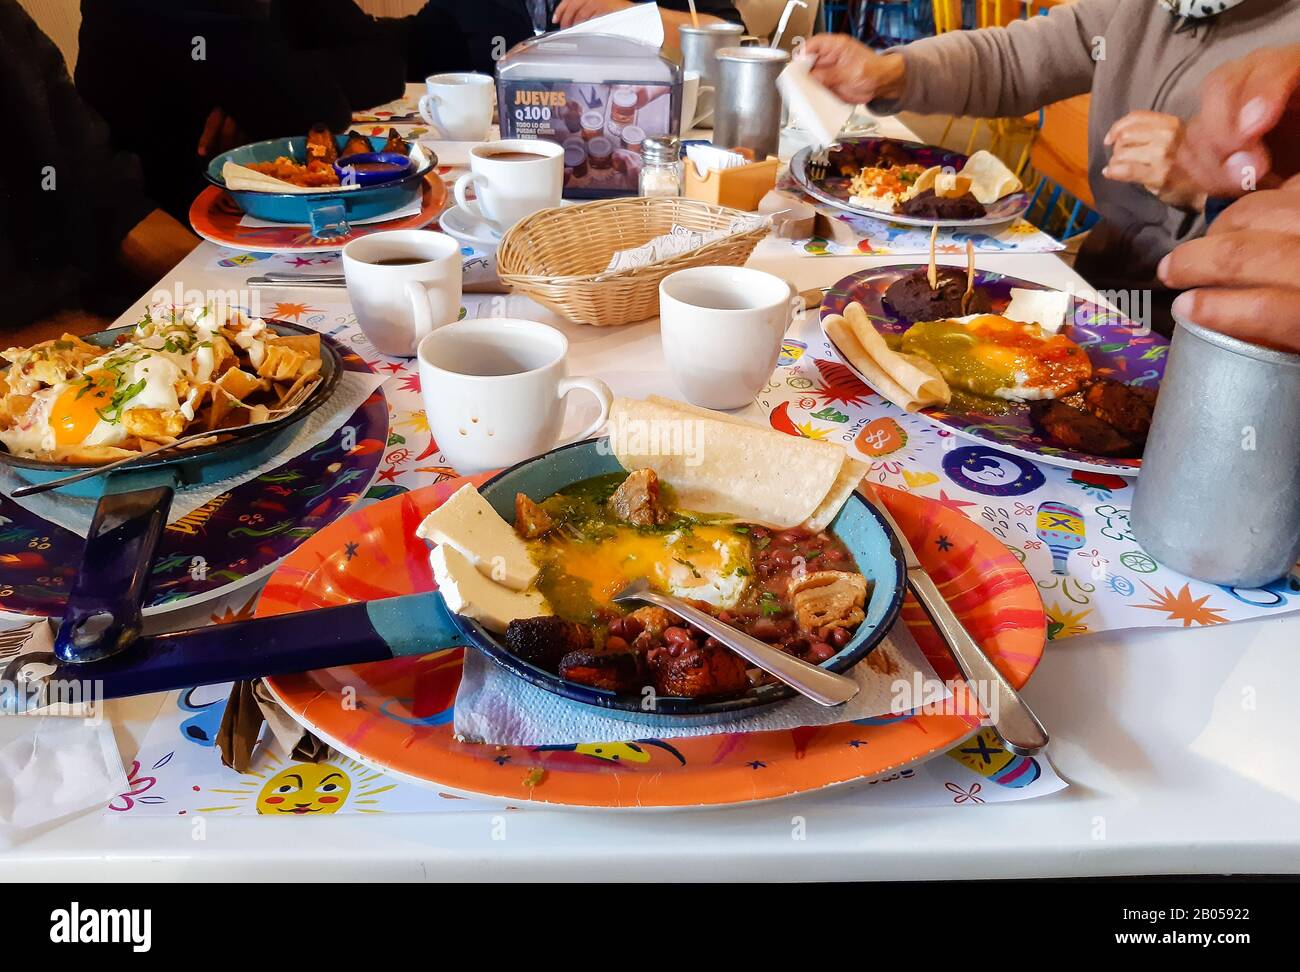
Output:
[342, 230, 463, 357]
[418, 72, 495, 141]
[680, 70, 701, 135]
[417, 318, 613, 473]
[453, 139, 564, 233]
[659, 267, 796, 410]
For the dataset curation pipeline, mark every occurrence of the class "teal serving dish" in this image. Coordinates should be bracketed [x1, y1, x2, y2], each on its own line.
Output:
[27, 440, 906, 721]
[204, 134, 434, 227]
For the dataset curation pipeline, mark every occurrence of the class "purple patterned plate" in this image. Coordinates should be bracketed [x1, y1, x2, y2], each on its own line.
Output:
[820, 265, 1168, 475]
[0, 340, 389, 618]
[790, 138, 1031, 228]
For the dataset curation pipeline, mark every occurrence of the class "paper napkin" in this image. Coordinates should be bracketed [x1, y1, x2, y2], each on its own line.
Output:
[0, 369, 385, 539]
[778, 55, 856, 147]
[555, 3, 664, 47]
[453, 621, 950, 746]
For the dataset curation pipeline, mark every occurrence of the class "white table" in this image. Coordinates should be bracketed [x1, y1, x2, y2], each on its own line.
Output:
[3, 118, 1298, 882]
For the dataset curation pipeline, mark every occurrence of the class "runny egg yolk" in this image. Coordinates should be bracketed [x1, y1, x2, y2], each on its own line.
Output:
[52, 372, 115, 446]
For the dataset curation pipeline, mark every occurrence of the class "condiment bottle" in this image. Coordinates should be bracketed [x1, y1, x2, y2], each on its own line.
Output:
[640, 135, 683, 198]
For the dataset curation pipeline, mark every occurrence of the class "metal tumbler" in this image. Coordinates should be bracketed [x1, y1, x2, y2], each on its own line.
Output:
[713, 47, 790, 160]
[679, 22, 745, 87]
[1131, 312, 1300, 588]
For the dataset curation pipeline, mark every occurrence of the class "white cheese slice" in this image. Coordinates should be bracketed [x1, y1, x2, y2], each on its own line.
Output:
[1004, 288, 1071, 332]
[414, 483, 538, 591]
[429, 544, 549, 634]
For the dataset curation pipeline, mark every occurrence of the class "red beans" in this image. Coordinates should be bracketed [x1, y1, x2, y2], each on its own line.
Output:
[621, 615, 644, 639]
[778, 530, 803, 545]
[663, 626, 693, 648]
[829, 626, 852, 648]
[608, 618, 626, 638]
[605, 636, 631, 653]
[807, 641, 835, 662]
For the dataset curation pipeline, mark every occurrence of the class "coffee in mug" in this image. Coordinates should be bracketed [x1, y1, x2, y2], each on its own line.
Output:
[342, 230, 462, 357]
[452, 139, 564, 232]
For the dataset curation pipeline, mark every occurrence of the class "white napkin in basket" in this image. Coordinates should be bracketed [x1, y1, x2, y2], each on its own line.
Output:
[453, 620, 949, 746]
[0, 370, 385, 538]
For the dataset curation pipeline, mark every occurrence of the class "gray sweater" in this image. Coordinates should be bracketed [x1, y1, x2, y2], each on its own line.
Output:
[874, 0, 1300, 285]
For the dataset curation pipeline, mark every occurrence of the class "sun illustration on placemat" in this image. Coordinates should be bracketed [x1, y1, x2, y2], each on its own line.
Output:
[194, 753, 396, 815]
[268, 301, 321, 322]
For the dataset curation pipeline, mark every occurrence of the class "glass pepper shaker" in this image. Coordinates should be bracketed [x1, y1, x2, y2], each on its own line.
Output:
[640, 135, 683, 198]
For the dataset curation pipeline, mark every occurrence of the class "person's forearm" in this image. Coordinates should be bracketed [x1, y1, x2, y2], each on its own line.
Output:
[120, 210, 201, 283]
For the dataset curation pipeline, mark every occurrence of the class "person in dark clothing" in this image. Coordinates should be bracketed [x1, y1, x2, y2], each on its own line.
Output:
[0, 0, 196, 341]
[77, 0, 745, 219]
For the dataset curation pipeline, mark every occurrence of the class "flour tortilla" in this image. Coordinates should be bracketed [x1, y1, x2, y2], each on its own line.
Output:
[960, 150, 1022, 204]
[643, 395, 866, 531]
[826, 303, 951, 411]
[610, 397, 849, 529]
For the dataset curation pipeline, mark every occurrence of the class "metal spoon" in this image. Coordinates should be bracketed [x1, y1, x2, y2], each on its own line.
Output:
[611, 578, 860, 707]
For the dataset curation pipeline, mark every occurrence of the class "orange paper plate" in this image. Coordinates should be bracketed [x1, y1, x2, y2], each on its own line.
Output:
[261, 479, 1046, 809]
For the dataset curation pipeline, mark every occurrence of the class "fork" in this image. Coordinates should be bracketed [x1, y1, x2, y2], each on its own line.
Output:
[611, 578, 860, 707]
[11, 380, 319, 498]
[806, 146, 830, 182]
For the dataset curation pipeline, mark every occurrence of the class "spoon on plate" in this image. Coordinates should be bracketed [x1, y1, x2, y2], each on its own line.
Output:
[611, 578, 860, 707]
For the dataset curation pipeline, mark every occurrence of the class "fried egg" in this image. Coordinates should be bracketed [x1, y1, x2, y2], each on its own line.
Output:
[536, 524, 752, 612]
[899, 314, 1092, 401]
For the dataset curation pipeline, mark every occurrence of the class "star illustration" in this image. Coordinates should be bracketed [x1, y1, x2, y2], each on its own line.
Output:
[286, 257, 315, 267]
[493, 755, 511, 766]
[376, 466, 401, 484]
[931, 490, 978, 514]
[344, 542, 360, 560]
[935, 535, 953, 552]
[847, 739, 867, 748]
[381, 362, 406, 374]
[747, 760, 767, 769]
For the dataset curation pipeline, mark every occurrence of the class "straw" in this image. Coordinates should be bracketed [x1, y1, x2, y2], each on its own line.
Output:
[771, 0, 807, 48]
[687, 0, 700, 28]
[962, 240, 975, 314]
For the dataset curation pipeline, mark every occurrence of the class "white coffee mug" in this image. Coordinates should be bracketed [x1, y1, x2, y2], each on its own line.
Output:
[680, 70, 701, 135]
[659, 267, 796, 410]
[342, 230, 462, 357]
[417, 318, 612, 473]
[453, 139, 564, 233]
[418, 72, 495, 142]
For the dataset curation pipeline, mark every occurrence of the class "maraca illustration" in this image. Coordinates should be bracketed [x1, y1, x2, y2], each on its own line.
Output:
[1035, 500, 1086, 575]
[948, 728, 1041, 788]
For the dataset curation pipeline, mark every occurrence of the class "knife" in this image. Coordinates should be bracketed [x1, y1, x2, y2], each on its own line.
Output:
[864, 490, 1050, 756]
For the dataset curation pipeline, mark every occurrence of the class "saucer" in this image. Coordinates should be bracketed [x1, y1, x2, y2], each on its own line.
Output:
[438, 201, 502, 251]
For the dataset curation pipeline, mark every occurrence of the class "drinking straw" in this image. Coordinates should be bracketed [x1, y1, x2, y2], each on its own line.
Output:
[927, 225, 939, 291]
[687, 0, 700, 28]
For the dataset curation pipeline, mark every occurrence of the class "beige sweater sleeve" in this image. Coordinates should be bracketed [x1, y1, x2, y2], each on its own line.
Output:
[875, 0, 1122, 119]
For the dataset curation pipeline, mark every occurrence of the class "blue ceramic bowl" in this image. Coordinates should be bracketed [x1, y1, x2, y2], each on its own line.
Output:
[333, 151, 416, 187]
[205, 134, 433, 225]
[457, 439, 907, 720]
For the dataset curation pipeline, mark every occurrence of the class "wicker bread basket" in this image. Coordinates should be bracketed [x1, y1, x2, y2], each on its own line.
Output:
[496, 196, 768, 326]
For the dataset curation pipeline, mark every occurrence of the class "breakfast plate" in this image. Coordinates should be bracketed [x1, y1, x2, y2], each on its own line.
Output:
[257, 475, 1047, 809]
[789, 137, 1031, 228]
[0, 338, 387, 618]
[437, 200, 502, 250]
[189, 175, 448, 254]
[821, 266, 1168, 475]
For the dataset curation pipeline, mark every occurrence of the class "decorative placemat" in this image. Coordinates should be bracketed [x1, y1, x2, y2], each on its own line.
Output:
[763, 311, 1300, 640]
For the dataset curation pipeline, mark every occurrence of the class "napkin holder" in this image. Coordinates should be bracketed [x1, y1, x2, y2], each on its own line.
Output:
[684, 149, 780, 212]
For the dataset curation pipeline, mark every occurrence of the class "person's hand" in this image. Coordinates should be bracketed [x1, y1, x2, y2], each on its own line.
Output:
[1157, 175, 1300, 353]
[1102, 111, 1205, 211]
[553, 0, 632, 28]
[1177, 43, 1300, 198]
[197, 107, 246, 158]
[801, 34, 905, 105]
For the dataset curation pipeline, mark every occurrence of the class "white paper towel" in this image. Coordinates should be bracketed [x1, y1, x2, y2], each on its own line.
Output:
[453, 621, 950, 746]
[0, 369, 386, 538]
[778, 55, 856, 146]
[555, 3, 665, 47]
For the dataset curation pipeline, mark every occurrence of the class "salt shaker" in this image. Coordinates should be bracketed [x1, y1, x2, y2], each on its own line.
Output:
[640, 135, 683, 198]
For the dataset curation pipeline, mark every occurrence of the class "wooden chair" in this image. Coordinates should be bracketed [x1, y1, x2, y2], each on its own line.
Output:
[1023, 94, 1097, 239]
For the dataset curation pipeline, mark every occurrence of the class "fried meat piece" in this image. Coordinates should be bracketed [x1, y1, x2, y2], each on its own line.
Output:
[1030, 400, 1137, 457]
[789, 570, 868, 635]
[381, 127, 410, 156]
[341, 130, 372, 157]
[628, 606, 675, 638]
[505, 616, 593, 671]
[305, 124, 338, 164]
[1081, 379, 1157, 445]
[514, 493, 554, 540]
[558, 649, 642, 692]
[608, 468, 669, 527]
[650, 643, 750, 698]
